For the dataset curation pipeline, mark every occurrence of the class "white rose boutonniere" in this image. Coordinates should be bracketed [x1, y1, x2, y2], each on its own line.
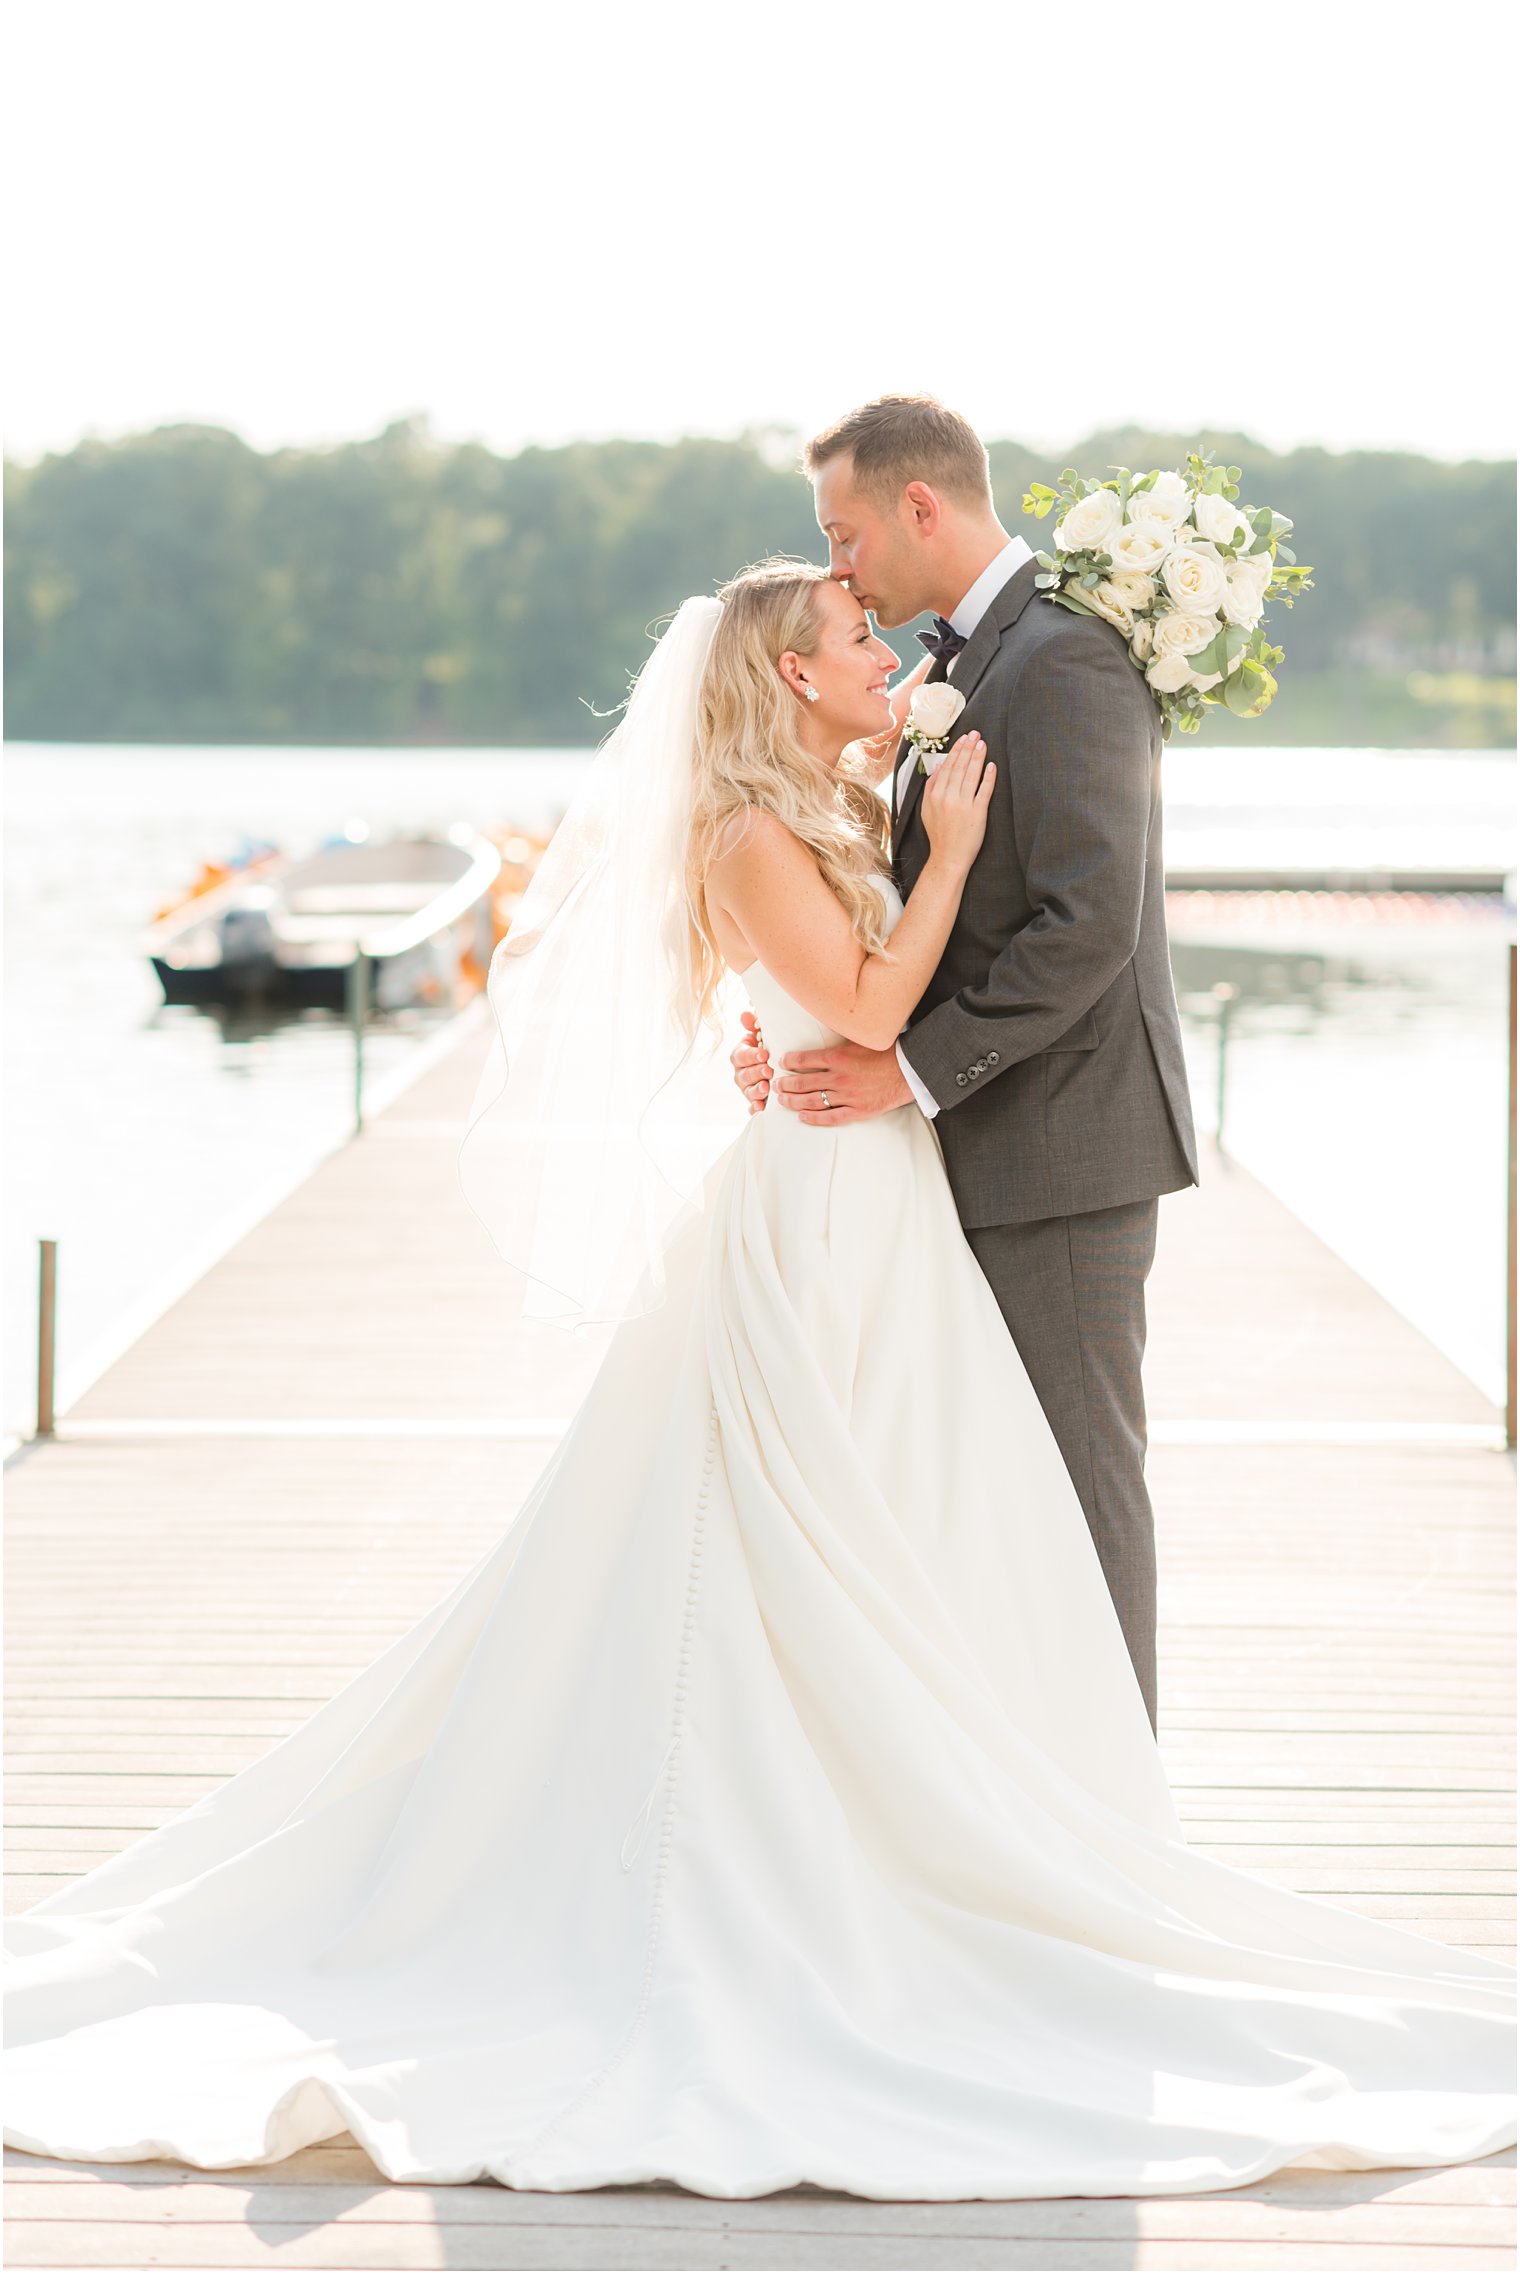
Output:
[904, 680, 966, 775]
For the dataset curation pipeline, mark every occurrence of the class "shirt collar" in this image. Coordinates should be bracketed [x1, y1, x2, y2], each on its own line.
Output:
[947, 534, 1034, 640]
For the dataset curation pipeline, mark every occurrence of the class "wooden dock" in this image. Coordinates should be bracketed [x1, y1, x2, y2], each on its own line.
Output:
[6, 1005, 1514, 2270]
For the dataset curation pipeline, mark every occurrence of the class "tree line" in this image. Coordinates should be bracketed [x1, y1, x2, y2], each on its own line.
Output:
[5, 416, 1515, 748]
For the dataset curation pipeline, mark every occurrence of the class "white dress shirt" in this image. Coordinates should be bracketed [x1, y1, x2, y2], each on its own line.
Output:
[894, 534, 1032, 1119]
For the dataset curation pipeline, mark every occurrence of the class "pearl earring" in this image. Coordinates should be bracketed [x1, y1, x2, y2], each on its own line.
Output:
[803, 684, 820, 702]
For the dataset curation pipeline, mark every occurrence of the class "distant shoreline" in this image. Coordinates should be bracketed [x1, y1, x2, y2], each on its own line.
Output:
[7, 425, 1513, 749]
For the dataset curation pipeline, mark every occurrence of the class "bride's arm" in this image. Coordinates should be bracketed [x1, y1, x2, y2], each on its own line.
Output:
[705, 743, 993, 1053]
[848, 651, 935, 785]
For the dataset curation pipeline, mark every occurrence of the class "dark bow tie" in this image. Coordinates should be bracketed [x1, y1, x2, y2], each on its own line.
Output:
[916, 614, 967, 664]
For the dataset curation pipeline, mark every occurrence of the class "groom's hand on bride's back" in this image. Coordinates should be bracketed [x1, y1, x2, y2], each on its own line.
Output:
[775, 1041, 913, 1125]
[732, 1010, 772, 1113]
[731, 1015, 911, 1124]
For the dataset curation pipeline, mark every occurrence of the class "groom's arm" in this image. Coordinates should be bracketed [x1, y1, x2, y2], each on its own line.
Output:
[897, 615, 1154, 1109]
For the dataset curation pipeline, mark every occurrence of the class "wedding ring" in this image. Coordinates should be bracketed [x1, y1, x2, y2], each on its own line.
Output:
[821, 1091, 831, 1111]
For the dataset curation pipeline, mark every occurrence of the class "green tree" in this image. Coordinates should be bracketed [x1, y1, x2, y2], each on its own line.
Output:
[5, 420, 1514, 749]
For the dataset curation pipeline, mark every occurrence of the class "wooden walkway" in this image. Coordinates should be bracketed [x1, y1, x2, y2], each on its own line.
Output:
[5, 1006, 1514, 2270]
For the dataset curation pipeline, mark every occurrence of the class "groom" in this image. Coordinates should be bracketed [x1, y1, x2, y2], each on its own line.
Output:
[732, 394, 1198, 1732]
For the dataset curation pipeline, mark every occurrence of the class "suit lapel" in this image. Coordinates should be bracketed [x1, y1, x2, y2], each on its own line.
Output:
[893, 556, 1046, 856]
[945, 554, 1042, 708]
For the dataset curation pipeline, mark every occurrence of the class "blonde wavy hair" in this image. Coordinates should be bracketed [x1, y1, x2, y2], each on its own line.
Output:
[684, 558, 895, 1032]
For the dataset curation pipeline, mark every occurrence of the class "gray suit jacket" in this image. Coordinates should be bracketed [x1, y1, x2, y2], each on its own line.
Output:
[893, 556, 1199, 1229]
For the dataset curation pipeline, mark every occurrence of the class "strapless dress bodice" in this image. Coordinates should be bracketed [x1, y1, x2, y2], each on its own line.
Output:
[739, 870, 905, 1060]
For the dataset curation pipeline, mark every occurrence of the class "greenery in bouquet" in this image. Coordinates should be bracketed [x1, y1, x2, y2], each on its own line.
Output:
[1022, 455, 1314, 736]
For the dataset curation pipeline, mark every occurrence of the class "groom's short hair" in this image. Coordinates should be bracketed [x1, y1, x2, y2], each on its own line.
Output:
[803, 395, 992, 512]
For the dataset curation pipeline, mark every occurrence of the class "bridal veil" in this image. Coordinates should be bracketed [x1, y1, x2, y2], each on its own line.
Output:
[455, 595, 750, 1330]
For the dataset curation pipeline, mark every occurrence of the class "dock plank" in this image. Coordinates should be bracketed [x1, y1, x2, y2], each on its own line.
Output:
[5, 1019, 1513, 2271]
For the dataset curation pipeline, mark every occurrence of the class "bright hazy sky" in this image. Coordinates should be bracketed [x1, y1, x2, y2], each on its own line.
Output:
[5, 0, 1514, 467]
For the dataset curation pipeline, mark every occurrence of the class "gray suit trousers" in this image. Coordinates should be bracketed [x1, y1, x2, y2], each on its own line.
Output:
[963, 1198, 1160, 1734]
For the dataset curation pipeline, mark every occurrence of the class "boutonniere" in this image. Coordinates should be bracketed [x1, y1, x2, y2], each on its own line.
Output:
[903, 682, 967, 776]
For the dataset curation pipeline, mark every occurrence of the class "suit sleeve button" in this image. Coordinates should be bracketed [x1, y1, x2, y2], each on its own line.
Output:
[955, 1073, 968, 1086]
[988, 1051, 999, 1064]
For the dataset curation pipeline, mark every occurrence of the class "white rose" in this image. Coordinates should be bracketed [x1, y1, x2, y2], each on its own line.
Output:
[1107, 520, 1173, 577]
[908, 681, 966, 743]
[1192, 492, 1254, 550]
[1130, 618, 1155, 663]
[1108, 571, 1156, 612]
[1052, 486, 1124, 556]
[1232, 545, 1274, 593]
[1151, 609, 1221, 659]
[1079, 580, 1140, 635]
[1221, 564, 1266, 629]
[1125, 470, 1190, 526]
[1161, 542, 1229, 614]
[1145, 649, 1195, 693]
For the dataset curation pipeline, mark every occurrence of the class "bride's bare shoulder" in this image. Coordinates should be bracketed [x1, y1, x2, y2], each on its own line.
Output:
[707, 805, 813, 883]
[704, 810, 808, 968]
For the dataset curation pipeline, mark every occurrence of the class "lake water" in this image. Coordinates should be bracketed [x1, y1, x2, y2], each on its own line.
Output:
[4, 742, 1515, 1436]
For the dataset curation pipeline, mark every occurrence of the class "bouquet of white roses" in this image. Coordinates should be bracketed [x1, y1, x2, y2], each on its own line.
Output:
[1022, 454, 1313, 737]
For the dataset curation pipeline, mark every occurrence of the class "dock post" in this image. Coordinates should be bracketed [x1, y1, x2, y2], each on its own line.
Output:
[347, 948, 370, 1136]
[1212, 981, 1239, 1155]
[1507, 942, 1516, 1452]
[36, 1238, 57, 1440]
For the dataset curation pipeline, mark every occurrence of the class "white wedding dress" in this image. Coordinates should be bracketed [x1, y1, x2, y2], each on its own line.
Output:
[4, 874, 1514, 2200]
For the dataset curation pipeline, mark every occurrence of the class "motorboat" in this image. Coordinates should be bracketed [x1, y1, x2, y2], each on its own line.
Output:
[144, 826, 503, 1011]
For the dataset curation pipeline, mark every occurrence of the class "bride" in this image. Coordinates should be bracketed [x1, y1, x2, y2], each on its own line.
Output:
[4, 561, 1513, 2201]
